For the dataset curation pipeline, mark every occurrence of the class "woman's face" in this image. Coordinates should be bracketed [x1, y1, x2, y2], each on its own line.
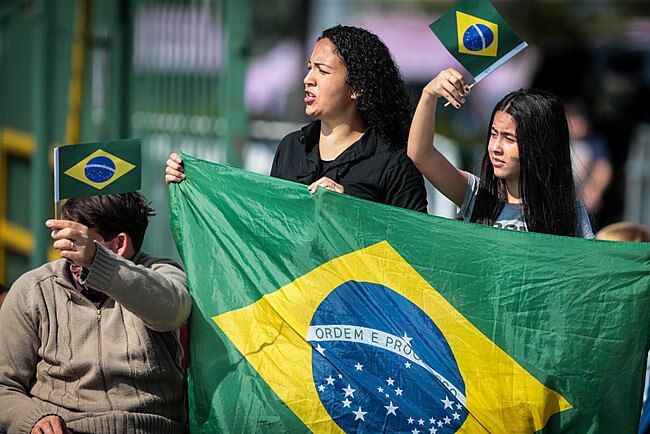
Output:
[303, 38, 357, 122]
[488, 111, 520, 181]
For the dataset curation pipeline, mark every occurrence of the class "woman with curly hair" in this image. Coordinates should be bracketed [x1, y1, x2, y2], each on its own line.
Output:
[408, 68, 594, 237]
[167, 25, 428, 212]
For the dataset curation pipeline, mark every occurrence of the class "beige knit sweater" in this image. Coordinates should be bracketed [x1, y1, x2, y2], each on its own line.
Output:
[0, 243, 192, 433]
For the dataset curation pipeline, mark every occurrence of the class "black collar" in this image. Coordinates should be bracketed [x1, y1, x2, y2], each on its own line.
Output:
[297, 121, 377, 183]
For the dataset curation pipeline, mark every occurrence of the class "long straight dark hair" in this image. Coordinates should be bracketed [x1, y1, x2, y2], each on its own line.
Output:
[470, 89, 578, 236]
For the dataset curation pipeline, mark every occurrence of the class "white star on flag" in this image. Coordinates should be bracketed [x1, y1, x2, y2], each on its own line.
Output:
[342, 398, 352, 408]
[318, 384, 325, 392]
[456, 403, 463, 410]
[315, 344, 326, 355]
[354, 362, 364, 371]
[452, 412, 460, 420]
[408, 417, 414, 424]
[402, 332, 413, 345]
[405, 361, 412, 368]
[444, 416, 451, 424]
[338, 374, 342, 379]
[429, 418, 435, 424]
[386, 377, 395, 386]
[418, 418, 425, 425]
[377, 387, 384, 393]
[395, 387, 403, 396]
[385, 401, 398, 416]
[353, 406, 367, 421]
[342, 384, 356, 398]
[437, 420, 443, 427]
[325, 376, 335, 385]
[412, 429, 420, 434]
[429, 427, 437, 434]
[385, 393, 390, 398]
[441, 396, 454, 409]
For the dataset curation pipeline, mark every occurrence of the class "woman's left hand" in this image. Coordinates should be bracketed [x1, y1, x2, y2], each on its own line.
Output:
[308, 177, 344, 194]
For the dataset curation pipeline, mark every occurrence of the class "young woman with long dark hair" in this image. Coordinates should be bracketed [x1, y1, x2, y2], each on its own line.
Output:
[408, 68, 593, 237]
[167, 25, 428, 212]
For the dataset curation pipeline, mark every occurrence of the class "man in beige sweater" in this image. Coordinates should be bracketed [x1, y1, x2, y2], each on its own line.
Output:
[0, 192, 191, 434]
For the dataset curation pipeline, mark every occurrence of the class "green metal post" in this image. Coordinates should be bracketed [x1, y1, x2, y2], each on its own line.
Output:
[30, 0, 53, 267]
[117, 0, 134, 138]
[219, 0, 251, 168]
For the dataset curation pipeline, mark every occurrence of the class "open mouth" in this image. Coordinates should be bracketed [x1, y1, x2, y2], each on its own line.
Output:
[304, 90, 316, 104]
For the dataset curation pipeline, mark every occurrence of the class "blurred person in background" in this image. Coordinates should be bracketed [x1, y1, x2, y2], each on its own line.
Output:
[167, 25, 428, 213]
[408, 68, 594, 238]
[595, 221, 650, 242]
[0, 193, 191, 434]
[566, 100, 613, 228]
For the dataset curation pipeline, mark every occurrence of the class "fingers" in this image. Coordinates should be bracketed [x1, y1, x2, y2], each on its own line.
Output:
[308, 177, 344, 195]
[31, 415, 66, 434]
[424, 68, 471, 109]
[165, 153, 185, 185]
[45, 219, 96, 268]
[439, 68, 470, 109]
[170, 152, 182, 164]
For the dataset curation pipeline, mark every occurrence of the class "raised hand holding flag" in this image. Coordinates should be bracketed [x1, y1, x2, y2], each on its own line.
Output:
[430, 0, 528, 107]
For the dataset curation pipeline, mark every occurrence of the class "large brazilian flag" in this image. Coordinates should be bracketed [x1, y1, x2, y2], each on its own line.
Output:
[169, 154, 650, 433]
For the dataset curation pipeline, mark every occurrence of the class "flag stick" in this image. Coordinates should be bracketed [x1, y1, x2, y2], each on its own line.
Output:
[444, 82, 477, 107]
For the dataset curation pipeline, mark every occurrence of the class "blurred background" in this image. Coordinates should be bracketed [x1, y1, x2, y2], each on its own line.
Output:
[1, 0, 649, 285]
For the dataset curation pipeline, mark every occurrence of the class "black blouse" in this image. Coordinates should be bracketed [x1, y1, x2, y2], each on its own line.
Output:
[270, 121, 428, 213]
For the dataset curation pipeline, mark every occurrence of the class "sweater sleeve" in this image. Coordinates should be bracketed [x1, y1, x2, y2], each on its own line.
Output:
[384, 152, 429, 213]
[0, 277, 53, 434]
[80, 244, 191, 332]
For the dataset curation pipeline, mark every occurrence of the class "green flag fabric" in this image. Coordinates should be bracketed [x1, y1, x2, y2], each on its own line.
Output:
[430, 0, 528, 82]
[170, 154, 650, 433]
[53, 138, 141, 202]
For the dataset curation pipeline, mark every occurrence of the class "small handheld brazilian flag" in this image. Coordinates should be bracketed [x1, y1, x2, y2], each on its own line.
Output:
[54, 138, 141, 202]
[430, 0, 527, 82]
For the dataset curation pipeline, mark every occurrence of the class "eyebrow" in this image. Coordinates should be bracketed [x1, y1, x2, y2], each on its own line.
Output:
[310, 61, 332, 70]
[491, 127, 516, 137]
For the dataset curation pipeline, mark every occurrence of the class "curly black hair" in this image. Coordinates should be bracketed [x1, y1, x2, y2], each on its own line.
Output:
[319, 25, 413, 149]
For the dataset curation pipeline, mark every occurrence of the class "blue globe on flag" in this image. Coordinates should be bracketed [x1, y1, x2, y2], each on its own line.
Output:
[308, 281, 468, 433]
[84, 155, 116, 183]
[463, 24, 494, 52]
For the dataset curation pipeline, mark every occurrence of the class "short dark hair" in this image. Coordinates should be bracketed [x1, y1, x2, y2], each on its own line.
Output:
[60, 192, 155, 251]
[472, 89, 578, 236]
[319, 25, 413, 149]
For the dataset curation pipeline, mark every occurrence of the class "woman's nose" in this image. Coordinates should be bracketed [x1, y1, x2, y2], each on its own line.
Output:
[304, 69, 315, 85]
[490, 138, 502, 153]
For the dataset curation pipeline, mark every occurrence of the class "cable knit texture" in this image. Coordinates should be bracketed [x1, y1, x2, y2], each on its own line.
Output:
[0, 244, 191, 434]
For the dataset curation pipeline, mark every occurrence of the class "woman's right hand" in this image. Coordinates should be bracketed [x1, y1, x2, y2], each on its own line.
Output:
[165, 153, 185, 185]
[423, 68, 470, 109]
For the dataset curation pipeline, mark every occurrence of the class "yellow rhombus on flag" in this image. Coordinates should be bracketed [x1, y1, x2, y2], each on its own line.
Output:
[213, 241, 572, 433]
[64, 148, 136, 189]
